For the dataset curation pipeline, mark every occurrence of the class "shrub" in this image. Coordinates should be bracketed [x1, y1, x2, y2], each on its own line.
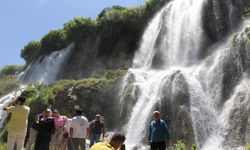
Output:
[192, 144, 198, 150]
[97, 5, 145, 26]
[64, 18, 97, 42]
[0, 78, 19, 98]
[0, 65, 23, 78]
[145, 0, 165, 13]
[40, 29, 67, 55]
[104, 69, 127, 81]
[97, 5, 125, 21]
[172, 141, 186, 150]
[0, 142, 6, 150]
[21, 41, 41, 63]
[247, 144, 250, 150]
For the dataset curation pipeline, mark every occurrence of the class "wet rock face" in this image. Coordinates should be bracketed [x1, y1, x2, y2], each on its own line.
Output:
[224, 87, 250, 148]
[221, 24, 250, 104]
[203, 0, 232, 43]
[234, 0, 250, 17]
[72, 82, 121, 130]
[117, 73, 140, 128]
[201, 0, 247, 44]
[158, 71, 194, 146]
[118, 70, 195, 146]
[56, 36, 134, 80]
[221, 24, 250, 148]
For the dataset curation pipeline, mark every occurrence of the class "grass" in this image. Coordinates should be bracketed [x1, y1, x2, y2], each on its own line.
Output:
[0, 77, 19, 98]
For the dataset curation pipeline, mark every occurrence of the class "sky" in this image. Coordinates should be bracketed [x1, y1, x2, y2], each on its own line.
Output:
[0, 0, 147, 69]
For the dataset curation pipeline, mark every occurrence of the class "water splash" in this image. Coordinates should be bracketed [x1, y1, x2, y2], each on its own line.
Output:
[121, 0, 250, 149]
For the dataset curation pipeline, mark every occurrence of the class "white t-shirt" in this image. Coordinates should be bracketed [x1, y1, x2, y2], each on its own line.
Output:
[71, 116, 89, 138]
[65, 118, 72, 133]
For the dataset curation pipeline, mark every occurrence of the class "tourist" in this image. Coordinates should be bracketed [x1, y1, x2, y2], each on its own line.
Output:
[34, 109, 55, 150]
[90, 132, 126, 150]
[148, 111, 170, 150]
[26, 112, 44, 150]
[61, 117, 72, 150]
[89, 114, 105, 147]
[3, 96, 30, 150]
[70, 109, 89, 150]
[51, 109, 67, 150]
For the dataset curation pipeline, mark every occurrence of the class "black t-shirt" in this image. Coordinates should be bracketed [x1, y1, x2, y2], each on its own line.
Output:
[90, 120, 104, 134]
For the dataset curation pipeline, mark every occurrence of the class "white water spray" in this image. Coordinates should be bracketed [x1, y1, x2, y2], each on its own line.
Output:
[0, 86, 26, 128]
[121, 0, 250, 149]
[20, 44, 73, 85]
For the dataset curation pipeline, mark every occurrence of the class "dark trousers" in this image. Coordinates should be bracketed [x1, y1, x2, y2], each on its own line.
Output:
[35, 133, 51, 150]
[72, 138, 86, 150]
[150, 141, 166, 150]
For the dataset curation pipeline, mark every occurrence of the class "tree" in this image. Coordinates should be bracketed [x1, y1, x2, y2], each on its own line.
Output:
[40, 29, 67, 55]
[21, 41, 41, 63]
[0, 65, 23, 78]
[64, 18, 97, 42]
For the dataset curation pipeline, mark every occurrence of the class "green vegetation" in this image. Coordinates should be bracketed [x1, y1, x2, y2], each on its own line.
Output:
[0, 124, 7, 146]
[21, 41, 41, 63]
[172, 141, 197, 150]
[0, 65, 22, 97]
[0, 78, 19, 98]
[64, 18, 97, 42]
[20, 0, 167, 65]
[0, 143, 6, 150]
[19, 69, 126, 122]
[21, 84, 54, 118]
[40, 29, 67, 55]
[247, 144, 250, 150]
[21, 30, 67, 64]
[172, 141, 186, 150]
[245, 27, 250, 43]
[0, 65, 23, 78]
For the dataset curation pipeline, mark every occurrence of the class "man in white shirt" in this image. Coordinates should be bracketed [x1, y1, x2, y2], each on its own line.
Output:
[70, 109, 89, 150]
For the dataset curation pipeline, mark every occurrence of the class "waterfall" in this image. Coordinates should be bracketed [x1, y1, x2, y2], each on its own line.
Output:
[120, 0, 250, 149]
[134, 0, 204, 69]
[20, 44, 74, 85]
[0, 86, 26, 129]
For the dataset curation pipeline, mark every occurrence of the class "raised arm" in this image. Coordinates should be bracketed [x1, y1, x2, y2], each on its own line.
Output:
[3, 99, 16, 111]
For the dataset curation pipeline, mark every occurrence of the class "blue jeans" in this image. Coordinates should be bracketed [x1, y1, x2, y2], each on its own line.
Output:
[90, 134, 101, 148]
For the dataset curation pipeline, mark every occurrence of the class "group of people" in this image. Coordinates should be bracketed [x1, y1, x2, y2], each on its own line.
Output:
[2, 96, 170, 150]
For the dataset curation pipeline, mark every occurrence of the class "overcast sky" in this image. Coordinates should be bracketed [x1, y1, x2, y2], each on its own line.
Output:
[0, 0, 146, 69]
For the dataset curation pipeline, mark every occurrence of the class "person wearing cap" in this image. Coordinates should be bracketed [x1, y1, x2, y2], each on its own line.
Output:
[70, 109, 89, 150]
[148, 111, 170, 150]
[89, 114, 105, 147]
[3, 96, 30, 150]
[90, 132, 126, 150]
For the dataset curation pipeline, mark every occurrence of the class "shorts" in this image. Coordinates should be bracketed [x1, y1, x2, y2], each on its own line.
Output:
[63, 133, 69, 139]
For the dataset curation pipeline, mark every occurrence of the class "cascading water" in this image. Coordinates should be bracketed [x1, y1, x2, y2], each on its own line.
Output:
[20, 44, 74, 85]
[134, 0, 204, 69]
[119, 0, 250, 149]
[124, 0, 207, 148]
[0, 86, 26, 129]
